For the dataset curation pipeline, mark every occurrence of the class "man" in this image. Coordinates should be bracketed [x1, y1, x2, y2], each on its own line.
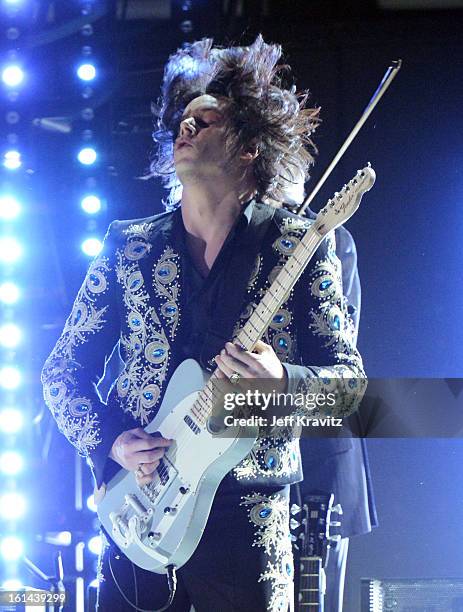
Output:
[41, 36, 366, 611]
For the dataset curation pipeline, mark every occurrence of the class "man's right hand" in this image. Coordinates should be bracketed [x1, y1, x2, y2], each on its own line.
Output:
[109, 427, 172, 486]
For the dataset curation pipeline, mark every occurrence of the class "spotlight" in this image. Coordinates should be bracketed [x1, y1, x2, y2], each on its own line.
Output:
[81, 195, 101, 214]
[87, 535, 102, 555]
[77, 147, 97, 166]
[0, 451, 24, 475]
[0, 195, 21, 220]
[3, 150, 21, 170]
[0, 282, 20, 304]
[0, 492, 26, 519]
[1, 65, 24, 88]
[0, 408, 23, 433]
[0, 366, 21, 390]
[77, 63, 96, 82]
[0, 237, 22, 263]
[2, 579, 23, 590]
[0, 536, 24, 561]
[86, 494, 97, 512]
[0, 323, 22, 348]
[81, 237, 102, 257]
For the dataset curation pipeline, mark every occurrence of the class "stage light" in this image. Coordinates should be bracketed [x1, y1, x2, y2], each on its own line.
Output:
[0, 237, 22, 263]
[0, 536, 23, 561]
[0, 367, 21, 390]
[81, 237, 102, 257]
[3, 150, 21, 170]
[0, 451, 24, 475]
[81, 195, 101, 214]
[2, 579, 23, 590]
[0, 408, 23, 433]
[86, 494, 97, 512]
[0, 282, 20, 304]
[87, 535, 102, 555]
[88, 578, 99, 589]
[0, 195, 21, 220]
[77, 147, 97, 166]
[0, 323, 22, 348]
[0, 492, 26, 519]
[1, 65, 24, 88]
[77, 63, 96, 82]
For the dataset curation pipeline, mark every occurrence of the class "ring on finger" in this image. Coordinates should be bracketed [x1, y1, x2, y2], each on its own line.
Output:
[229, 371, 241, 384]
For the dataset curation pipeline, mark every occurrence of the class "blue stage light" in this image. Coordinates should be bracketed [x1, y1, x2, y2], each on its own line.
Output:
[87, 535, 102, 555]
[81, 237, 102, 257]
[0, 237, 22, 263]
[0, 282, 20, 304]
[77, 147, 97, 166]
[0, 323, 22, 348]
[0, 195, 21, 220]
[81, 195, 101, 214]
[0, 367, 21, 390]
[3, 151, 21, 170]
[0, 536, 24, 561]
[86, 494, 97, 512]
[0, 451, 24, 475]
[0, 492, 26, 519]
[0, 408, 23, 433]
[1, 65, 24, 88]
[77, 63, 96, 82]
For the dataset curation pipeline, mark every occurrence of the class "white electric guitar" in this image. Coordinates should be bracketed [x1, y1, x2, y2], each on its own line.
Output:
[96, 165, 376, 573]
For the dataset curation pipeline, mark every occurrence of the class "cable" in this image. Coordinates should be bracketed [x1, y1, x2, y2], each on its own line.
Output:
[108, 549, 177, 612]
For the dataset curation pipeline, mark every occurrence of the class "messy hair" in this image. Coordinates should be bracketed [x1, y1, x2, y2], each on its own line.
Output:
[148, 35, 320, 210]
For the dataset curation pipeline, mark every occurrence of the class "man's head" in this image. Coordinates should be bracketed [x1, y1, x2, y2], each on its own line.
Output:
[149, 35, 320, 209]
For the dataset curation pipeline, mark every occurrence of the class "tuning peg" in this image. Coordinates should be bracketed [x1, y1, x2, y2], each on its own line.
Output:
[328, 534, 342, 544]
[291, 534, 298, 542]
[332, 503, 343, 515]
[290, 518, 300, 530]
[290, 504, 301, 516]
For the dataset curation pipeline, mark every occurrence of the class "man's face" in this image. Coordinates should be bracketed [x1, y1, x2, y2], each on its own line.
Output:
[173, 94, 232, 182]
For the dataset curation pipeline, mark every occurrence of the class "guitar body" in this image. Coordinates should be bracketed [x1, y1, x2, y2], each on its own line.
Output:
[97, 359, 258, 573]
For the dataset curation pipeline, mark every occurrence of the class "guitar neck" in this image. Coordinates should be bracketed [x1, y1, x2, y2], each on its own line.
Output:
[298, 556, 324, 611]
[235, 224, 323, 351]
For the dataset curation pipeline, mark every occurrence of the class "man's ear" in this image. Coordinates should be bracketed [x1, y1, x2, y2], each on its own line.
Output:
[239, 144, 259, 163]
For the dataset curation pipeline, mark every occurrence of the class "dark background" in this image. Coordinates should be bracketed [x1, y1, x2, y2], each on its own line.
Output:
[1, 1, 462, 609]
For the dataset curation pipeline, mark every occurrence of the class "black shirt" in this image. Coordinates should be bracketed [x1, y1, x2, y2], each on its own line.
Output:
[170, 201, 255, 369]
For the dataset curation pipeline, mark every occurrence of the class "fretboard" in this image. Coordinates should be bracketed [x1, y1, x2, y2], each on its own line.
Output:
[298, 557, 323, 610]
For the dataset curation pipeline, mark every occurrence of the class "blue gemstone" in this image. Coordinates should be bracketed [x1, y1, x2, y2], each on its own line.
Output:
[89, 274, 100, 286]
[74, 310, 81, 324]
[285, 562, 292, 576]
[131, 318, 141, 327]
[50, 387, 59, 397]
[348, 379, 357, 389]
[332, 315, 341, 330]
[273, 314, 284, 324]
[130, 279, 140, 289]
[291, 451, 297, 461]
[75, 403, 89, 413]
[144, 392, 153, 401]
[152, 348, 165, 358]
[266, 455, 276, 468]
[122, 378, 128, 388]
[134, 245, 145, 254]
[322, 377, 330, 385]
[158, 267, 170, 277]
[278, 337, 288, 349]
[259, 507, 272, 519]
[320, 279, 333, 291]
[281, 239, 293, 249]
[165, 305, 177, 314]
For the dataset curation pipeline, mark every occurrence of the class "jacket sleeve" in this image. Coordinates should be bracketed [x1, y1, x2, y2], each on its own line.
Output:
[282, 230, 367, 417]
[41, 221, 126, 487]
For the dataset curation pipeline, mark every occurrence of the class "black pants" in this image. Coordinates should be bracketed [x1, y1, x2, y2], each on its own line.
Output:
[96, 480, 293, 612]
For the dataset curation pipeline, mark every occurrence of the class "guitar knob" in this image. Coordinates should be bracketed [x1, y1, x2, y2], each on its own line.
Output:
[290, 518, 300, 530]
[290, 504, 301, 516]
[332, 503, 343, 515]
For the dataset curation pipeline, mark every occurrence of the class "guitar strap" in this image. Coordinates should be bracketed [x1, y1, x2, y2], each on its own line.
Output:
[200, 201, 276, 368]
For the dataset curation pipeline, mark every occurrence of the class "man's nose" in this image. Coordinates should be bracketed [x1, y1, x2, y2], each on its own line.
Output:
[179, 117, 196, 138]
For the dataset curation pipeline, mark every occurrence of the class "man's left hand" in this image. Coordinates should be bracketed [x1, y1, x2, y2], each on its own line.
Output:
[214, 340, 287, 394]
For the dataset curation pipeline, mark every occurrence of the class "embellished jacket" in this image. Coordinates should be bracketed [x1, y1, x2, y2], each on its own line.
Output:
[41, 201, 366, 489]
